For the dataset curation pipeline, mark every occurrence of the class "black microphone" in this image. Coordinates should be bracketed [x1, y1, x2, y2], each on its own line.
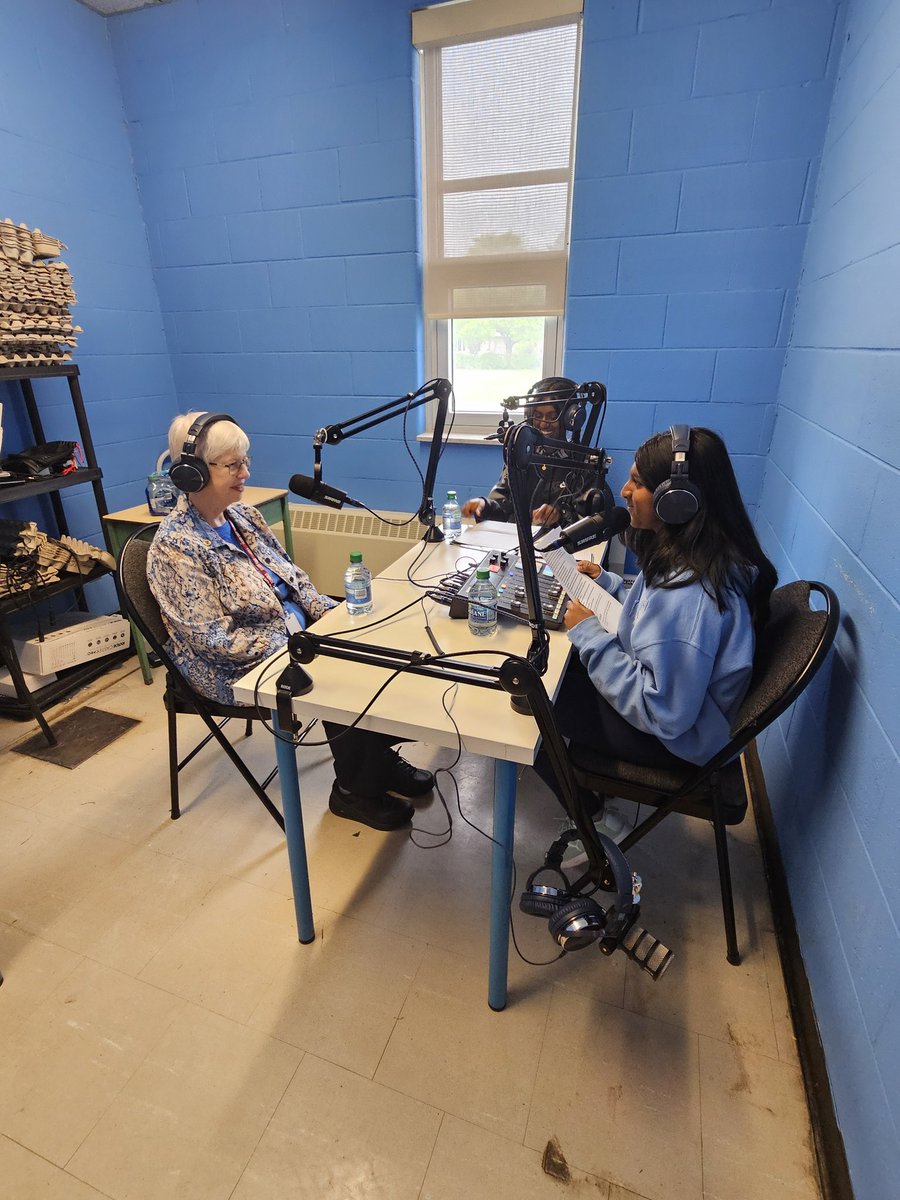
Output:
[288, 473, 365, 510]
[538, 506, 630, 553]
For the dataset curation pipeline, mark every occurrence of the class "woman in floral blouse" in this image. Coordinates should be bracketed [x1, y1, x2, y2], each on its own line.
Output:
[147, 412, 433, 831]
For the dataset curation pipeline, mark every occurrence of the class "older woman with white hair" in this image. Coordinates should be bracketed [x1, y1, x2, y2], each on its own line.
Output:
[146, 411, 433, 831]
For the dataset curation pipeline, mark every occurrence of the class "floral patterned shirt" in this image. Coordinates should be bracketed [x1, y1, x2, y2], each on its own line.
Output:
[147, 495, 337, 704]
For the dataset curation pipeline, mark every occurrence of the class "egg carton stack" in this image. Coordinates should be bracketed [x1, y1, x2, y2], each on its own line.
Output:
[0, 220, 82, 368]
[0, 521, 114, 598]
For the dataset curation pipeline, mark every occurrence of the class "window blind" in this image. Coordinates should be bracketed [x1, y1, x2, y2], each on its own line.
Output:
[416, 6, 581, 322]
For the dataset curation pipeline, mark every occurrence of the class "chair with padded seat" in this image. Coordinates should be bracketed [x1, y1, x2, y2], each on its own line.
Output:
[567, 580, 840, 965]
[115, 526, 284, 830]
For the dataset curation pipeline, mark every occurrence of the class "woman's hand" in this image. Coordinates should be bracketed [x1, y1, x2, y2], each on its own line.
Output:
[462, 497, 485, 519]
[576, 560, 601, 580]
[563, 598, 594, 630]
[531, 503, 559, 525]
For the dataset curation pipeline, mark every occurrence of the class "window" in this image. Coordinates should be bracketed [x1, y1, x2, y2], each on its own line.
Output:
[414, 0, 582, 435]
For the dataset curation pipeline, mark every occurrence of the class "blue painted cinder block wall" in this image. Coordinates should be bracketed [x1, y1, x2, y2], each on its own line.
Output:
[107, 0, 840, 511]
[108, 0, 424, 511]
[5, 0, 896, 1189]
[0, 0, 176, 555]
[0, 0, 841, 518]
[756, 1, 900, 1194]
[570, 0, 840, 504]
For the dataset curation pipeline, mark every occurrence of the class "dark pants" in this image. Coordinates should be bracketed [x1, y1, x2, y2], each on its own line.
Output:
[533, 655, 688, 801]
[323, 721, 402, 797]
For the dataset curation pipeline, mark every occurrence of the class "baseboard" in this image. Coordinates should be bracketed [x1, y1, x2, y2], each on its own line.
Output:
[744, 741, 855, 1200]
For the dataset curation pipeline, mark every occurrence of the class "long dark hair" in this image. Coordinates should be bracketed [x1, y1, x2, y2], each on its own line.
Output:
[629, 428, 777, 630]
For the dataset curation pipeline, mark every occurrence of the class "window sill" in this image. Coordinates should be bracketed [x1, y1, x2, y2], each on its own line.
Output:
[417, 431, 501, 446]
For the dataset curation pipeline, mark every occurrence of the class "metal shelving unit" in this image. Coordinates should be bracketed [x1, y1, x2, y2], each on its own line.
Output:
[0, 363, 127, 745]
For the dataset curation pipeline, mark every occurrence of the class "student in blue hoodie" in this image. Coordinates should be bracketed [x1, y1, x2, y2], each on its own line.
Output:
[537, 426, 777, 798]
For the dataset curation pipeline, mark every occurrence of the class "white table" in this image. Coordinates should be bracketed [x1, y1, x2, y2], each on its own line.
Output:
[233, 536, 575, 1010]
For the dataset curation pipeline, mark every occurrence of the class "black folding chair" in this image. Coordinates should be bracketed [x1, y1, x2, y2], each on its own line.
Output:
[115, 527, 284, 829]
[568, 580, 840, 964]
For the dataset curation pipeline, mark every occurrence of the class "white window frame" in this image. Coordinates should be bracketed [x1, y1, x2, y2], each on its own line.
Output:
[414, 0, 583, 437]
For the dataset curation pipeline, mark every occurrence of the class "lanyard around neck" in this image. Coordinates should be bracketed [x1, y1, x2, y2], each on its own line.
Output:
[224, 515, 276, 591]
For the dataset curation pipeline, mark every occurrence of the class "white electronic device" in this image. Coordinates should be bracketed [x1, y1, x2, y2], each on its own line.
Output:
[0, 665, 57, 696]
[13, 612, 131, 675]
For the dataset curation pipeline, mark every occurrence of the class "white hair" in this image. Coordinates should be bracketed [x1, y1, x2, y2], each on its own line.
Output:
[167, 411, 249, 467]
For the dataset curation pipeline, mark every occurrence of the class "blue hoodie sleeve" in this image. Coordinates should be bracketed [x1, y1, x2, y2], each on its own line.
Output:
[566, 581, 719, 743]
[592, 567, 627, 600]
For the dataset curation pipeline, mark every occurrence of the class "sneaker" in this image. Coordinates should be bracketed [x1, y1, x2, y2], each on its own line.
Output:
[561, 808, 630, 872]
[328, 783, 413, 831]
[383, 749, 435, 799]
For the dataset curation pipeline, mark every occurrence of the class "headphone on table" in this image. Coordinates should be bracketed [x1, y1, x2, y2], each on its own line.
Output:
[169, 412, 238, 494]
[652, 424, 702, 524]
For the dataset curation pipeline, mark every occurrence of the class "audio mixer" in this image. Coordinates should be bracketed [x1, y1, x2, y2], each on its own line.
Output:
[437, 550, 569, 630]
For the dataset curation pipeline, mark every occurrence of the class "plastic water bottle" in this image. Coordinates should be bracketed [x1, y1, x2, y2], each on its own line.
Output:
[146, 450, 177, 516]
[146, 471, 177, 516]
[467, 568, 498, 637]
[344, 551, 373, 615]
[442, 490, 462, 540]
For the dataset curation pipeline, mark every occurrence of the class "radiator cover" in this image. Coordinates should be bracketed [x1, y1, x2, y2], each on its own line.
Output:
[289, 503, 427, 595]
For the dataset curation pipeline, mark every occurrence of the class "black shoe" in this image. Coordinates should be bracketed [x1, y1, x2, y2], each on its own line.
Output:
[328, 783, 413, 831]
[383, 748, 435, 798]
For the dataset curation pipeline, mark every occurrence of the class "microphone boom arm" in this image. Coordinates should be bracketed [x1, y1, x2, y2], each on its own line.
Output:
[501, 421, 615, 674]
[312, 378, 452, 541]
[499, 380, 608, 447]
[504, 422, 551, 676]
[288, 629, 610, 884]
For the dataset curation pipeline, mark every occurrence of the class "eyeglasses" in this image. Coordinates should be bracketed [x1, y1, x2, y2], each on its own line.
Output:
[529, 413, 560, 428]
[208, 456, 251, 475]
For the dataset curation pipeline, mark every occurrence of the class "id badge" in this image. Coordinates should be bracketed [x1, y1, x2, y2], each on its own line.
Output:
[285, 611, 304, 635]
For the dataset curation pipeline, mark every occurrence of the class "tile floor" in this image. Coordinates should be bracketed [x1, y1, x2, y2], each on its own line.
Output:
[0, 660, 822, 1200]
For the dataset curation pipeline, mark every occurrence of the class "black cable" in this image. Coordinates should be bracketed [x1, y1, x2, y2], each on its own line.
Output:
[323, 593, 426, 637]
[346, 379, 456, 533]
[249, 585, 566, 969]
[399, 667, 565, 971]
[248, 524, 504, 747]
[408, 681, 462, 848]
[409, 680, 509, 858]
[508, 859, 566, 967]
[251, 656, 326, 747]
[268, 643, 520, 748]
[419, 592, 444, 656]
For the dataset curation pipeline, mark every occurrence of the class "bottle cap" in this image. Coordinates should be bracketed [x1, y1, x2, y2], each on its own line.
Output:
[447, 490, 457, 499]
[349, 551, 363, 563]
[475, 568, 490, 580]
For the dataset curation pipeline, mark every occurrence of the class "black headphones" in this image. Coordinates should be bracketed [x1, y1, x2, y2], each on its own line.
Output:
[520, 828, 639, 954]
[527, 377, 585, 437]
[169, 412, 238, 494]
[652, 424, 702, 524]
[520, 830, 674, 978]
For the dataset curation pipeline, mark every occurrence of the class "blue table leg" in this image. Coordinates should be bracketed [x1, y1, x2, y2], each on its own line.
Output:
[489, 759, 517, 1011]
[271, 711, 315, 944]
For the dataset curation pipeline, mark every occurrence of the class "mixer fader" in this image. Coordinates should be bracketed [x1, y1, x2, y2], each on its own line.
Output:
[437, 550, 569, 631]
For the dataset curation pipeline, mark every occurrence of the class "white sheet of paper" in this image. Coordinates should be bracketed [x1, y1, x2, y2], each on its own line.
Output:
[540, 545, 623, 634]
[451, 520, 534, 553]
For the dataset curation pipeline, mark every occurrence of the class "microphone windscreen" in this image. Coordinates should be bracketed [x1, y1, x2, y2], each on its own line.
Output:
[607, 507, 631, 536]
[288, 473, 317, 499]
